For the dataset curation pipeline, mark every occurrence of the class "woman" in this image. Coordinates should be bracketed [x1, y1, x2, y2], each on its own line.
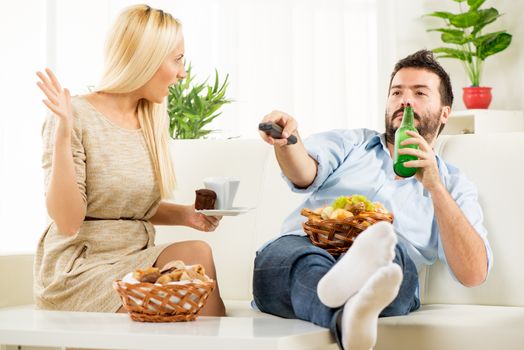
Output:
[34, 4, 226, 316]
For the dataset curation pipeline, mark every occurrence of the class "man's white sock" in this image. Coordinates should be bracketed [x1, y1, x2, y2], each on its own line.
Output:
[317, 221, 397, 308]
[341, 263, 403, 350]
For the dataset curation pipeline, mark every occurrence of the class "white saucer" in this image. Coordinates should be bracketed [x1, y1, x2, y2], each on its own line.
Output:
[197, 207, 253, 216]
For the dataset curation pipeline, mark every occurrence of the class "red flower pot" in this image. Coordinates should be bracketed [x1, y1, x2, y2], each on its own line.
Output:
[463, 86, 492, 109]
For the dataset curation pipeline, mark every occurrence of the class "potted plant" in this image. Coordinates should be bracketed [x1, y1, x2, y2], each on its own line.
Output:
[424, 0, 512, 109]
[168, 63, 232, 139]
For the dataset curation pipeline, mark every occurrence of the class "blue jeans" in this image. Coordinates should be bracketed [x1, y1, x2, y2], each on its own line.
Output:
[252, 235, 420, 348]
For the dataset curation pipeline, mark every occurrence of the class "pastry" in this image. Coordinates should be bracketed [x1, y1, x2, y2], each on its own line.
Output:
[129, 260, 212, 284]
[133, 267, 161, 283]
[160, 260, 186, 274]
[195, 189, 216, 210]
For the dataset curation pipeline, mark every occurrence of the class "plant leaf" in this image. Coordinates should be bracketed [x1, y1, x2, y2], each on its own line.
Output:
[472, 30, 506, 46]
[477, 32, 512, 60]
[441, 32, 468, 45]
[427, 28, 471, 44]
[432, 47, 472, 62]
[471, 8, 500, 35]
[467, 0, 485, 11]
[167, 61, 232, 139]
[428, 29, 468, 44]
[428, 28, 465, 35]
[424, 11, 454, 20]
[449, 11, 481, 28]
[213, 69, 219, 93]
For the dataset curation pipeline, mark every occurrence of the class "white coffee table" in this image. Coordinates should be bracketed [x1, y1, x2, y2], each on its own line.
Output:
[0, 307, 336, 350]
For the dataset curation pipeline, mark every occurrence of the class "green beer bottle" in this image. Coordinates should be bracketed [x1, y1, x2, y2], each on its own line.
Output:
[393, 106, 418, 177]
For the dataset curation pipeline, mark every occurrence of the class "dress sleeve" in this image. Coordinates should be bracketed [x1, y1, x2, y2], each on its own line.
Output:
[41, 114, 87, 203]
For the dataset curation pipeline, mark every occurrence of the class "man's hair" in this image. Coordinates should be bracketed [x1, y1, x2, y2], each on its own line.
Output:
[389, 49, 454, 108]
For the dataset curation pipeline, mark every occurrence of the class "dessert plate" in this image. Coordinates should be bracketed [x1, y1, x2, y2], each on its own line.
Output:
[197, 207, 253, 216]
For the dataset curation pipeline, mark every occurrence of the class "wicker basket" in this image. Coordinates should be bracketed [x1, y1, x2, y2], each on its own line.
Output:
[301, 208, 394, 257]
[113, 279, 215, 322]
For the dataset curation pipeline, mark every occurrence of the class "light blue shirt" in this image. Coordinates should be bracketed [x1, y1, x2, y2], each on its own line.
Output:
[263, 128, 492, 278]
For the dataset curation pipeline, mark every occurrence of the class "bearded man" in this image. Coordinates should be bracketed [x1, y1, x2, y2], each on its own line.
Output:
[252, 50, 491, 350]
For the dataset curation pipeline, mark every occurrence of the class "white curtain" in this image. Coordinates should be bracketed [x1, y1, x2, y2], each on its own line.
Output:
[167, 0, 381, 138]
[0, 1, 48, 254]
[0, 0, 381, 254]
[173, 0, 382, 137]
[55, 0, 381, 137]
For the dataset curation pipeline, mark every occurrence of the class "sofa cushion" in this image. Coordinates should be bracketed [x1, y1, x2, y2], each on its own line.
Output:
[427, 133, 524, 306]
[376, 303, 524, 350]
[159, 139, 305, 301]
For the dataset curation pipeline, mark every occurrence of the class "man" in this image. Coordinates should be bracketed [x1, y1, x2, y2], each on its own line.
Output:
[252, 50, 491, 350]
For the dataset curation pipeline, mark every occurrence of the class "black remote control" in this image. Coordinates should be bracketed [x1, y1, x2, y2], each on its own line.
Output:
[258, 122, 297, 145]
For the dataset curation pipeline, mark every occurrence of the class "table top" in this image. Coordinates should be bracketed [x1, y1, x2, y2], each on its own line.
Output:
[0, 307, 335, 350]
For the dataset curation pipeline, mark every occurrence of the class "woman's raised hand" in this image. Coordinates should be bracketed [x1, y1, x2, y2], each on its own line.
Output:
[36, 68, 74, 130]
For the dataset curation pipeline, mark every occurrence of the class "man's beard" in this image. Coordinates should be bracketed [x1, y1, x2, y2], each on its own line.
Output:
[385, 107, 442, 144]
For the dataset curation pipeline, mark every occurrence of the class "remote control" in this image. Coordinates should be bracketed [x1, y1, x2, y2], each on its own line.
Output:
[258, 122, 297, 145]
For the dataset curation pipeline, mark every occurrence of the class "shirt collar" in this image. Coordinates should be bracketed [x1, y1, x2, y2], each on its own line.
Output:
[365, 132, 389, 152]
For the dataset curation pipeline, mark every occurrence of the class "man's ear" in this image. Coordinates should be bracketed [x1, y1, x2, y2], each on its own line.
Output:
[440, 105, 451, 125]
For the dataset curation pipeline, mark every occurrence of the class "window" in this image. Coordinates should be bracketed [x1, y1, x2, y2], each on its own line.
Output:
[0, 1, 48, 254]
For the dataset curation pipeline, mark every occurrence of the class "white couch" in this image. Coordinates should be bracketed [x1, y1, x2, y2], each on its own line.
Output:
[1, 132, 524, 350]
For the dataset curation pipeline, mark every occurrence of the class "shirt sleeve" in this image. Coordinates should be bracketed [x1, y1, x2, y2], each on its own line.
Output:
[436, 161, 493, 281]
[281, 128, 377, 193]
[41, 113, 87, 204]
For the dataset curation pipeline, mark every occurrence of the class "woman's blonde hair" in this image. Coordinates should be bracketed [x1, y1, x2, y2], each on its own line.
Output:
[96, 4, 180, 199]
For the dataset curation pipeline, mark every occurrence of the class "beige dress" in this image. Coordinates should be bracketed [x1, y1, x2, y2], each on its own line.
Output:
[34, 95, 168, 312]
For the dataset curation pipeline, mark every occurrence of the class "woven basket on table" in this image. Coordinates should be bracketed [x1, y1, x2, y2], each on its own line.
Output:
[301, 208, 394, 257]
[113, 279, 215, 322]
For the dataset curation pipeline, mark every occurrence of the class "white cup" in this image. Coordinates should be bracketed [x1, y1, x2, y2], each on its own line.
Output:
[203, 177, 240, 210]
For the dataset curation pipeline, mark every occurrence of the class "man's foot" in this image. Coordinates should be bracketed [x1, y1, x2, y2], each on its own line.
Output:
[341, 263, 403, 350]
[317, 221, 397, 308]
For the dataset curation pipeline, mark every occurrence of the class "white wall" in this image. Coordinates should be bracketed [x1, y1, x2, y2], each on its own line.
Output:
[0, 1, 48, 254]
[377, 0, 524, 112]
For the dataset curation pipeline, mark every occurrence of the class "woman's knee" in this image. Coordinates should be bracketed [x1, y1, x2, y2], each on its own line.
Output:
[183, 240, 213, 256]
[163, 240, 212, 257]
[156, 240, 215, 268]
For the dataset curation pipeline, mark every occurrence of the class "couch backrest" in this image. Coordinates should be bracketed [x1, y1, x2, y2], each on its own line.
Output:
[159, 133, 524, 306]
[422, 132, 524, 307]
[0, 254, 34, 307]
[157, 139, 305, 301]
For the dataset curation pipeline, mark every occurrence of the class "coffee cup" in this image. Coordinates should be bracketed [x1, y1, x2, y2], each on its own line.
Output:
[203, 177, 240, 210]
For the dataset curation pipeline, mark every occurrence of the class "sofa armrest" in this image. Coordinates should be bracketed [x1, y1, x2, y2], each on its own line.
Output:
[0, 255, 33, 308]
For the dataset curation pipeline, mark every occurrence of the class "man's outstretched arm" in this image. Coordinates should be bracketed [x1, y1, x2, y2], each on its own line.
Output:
[259, 110, 317, 188]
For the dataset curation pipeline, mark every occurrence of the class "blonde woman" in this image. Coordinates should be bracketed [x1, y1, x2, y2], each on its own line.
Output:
[34, 4, 226, 316]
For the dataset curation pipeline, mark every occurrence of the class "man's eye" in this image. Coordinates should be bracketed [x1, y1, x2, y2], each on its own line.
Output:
[391, 91, 400, 96]
[416, 91, 426, 96]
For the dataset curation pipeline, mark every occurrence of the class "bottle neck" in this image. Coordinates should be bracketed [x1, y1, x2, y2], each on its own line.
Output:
[401, 106, 414, 127]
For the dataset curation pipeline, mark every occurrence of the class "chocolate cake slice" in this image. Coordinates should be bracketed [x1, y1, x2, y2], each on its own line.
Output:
[195, 189, 217, 210]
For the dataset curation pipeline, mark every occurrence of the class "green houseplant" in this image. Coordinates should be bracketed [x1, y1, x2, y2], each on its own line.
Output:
[424, 0, 512, 109]
[168, 64, 231, 139]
